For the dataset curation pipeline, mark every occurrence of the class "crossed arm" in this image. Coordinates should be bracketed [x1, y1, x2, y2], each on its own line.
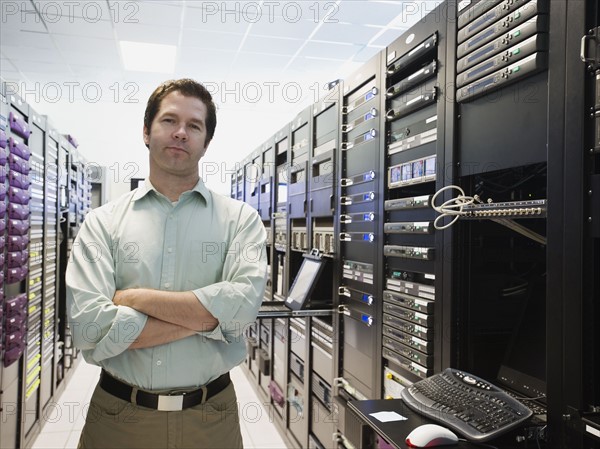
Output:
[113, 289, 218, 349]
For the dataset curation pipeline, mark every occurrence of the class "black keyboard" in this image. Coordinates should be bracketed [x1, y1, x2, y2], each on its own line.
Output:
[401, 368, 533, 442]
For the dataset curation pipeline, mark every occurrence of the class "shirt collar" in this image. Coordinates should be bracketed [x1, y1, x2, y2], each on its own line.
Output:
[132, 178, 210, 205]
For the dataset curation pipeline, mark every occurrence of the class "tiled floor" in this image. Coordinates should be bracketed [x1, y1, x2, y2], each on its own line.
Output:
[32, 361, 289, 449]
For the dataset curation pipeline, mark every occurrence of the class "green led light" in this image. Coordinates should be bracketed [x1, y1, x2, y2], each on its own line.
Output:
[513, 48, 521, 55]
[514, 11, 521, 19]
[513, 66, 521, 73]
[513, 30, 521, 37]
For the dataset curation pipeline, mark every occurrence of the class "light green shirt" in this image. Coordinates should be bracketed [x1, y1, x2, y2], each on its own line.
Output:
[66, 179, 267, 390]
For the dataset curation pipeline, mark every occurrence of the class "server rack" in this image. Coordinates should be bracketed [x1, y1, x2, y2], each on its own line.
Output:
[284, 106, 313, 448]
[309, 87, 340, 449]
[21, 106, 45, 446]
[1, 90, 33, 449]
[265, 124, 292, 433]
[41, 125, 60, 416]
[548, 1, 599, 447]
[0, 81, 102, 448]
[235, 1, 599, 447]
[381, 1, 453, 397]
[453, 0, 550, 420]
[334, 52, 383, 449]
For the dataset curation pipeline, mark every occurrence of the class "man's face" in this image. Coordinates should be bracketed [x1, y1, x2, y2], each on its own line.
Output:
[143, 90, 209, 179]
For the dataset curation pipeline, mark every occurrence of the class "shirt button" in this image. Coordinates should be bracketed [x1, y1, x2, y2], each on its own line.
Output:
[167, 247, 173, 253]
[169, 215, 174, 219]
[164, 283, 171, 288]
[156, 360, 162, 366]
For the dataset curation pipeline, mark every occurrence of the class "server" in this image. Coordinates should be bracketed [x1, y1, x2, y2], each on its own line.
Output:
[235, 0, 600, 448]
[0, 83, 97, 449]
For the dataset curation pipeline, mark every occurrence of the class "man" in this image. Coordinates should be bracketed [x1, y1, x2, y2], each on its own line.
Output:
[66, 79, 267, 448]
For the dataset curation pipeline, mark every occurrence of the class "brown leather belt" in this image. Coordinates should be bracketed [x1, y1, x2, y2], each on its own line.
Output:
[99, 370, 230, 411]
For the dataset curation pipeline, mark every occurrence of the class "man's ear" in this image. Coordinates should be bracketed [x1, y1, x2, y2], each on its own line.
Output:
[143, 125, 150, 145]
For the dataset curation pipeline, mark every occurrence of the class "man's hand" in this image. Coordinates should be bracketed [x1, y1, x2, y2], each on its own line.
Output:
[112, 289, 131, 306]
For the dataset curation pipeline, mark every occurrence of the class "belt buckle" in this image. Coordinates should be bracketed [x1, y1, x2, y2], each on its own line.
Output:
[157, 394, 184, 411]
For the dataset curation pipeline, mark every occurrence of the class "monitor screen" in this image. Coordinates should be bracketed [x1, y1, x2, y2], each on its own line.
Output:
[285, 259, 322, 310]
[497, 274, 546, 401]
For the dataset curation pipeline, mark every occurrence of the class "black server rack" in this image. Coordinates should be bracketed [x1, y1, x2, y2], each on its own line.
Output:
[577, 3, 600, 445]
[268, 124, 292, 436]
[547, 1, 600, 447]
[309, 87, 340, 449]
[311, 86, 339, 258]
[334, 52, 383, 449]
[453, 0, 551, 434]
[381, 1, 453, 395]
[286, 106, 313, 448]
[337, 53, 382, 396]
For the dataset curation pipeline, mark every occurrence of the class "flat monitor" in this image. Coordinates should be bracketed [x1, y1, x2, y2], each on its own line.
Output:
[285, 256, 326, 311]
[496, 274, 546, 402]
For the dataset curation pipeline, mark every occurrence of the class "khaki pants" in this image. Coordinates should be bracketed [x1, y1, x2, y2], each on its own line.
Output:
[78, 380, 243, 449]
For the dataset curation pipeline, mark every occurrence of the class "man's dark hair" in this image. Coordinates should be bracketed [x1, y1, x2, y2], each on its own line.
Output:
[144, 79, 217, 146]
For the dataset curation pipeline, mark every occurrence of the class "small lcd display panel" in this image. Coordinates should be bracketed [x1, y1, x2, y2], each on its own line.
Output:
[285, 258, 325, 311]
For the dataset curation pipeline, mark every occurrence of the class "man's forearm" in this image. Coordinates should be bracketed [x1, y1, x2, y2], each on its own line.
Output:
[129, 316, 197, 349]
[115, 289, 218, 332]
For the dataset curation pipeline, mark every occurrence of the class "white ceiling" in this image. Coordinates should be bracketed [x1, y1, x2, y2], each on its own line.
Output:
[1, 0, 442, 196]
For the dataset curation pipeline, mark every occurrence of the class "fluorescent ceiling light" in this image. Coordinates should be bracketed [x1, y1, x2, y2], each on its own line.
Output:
[120, 41, 176, 73]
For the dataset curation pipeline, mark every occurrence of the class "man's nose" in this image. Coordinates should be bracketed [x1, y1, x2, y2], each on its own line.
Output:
[173, 125, 187, 140]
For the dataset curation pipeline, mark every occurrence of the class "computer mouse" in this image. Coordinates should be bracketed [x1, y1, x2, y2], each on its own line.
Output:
[405, 424, 459, 447]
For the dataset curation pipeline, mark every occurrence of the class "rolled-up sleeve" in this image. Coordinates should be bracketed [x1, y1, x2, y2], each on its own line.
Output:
[66, 209, 147, 363]
[192, 206, 267, 344]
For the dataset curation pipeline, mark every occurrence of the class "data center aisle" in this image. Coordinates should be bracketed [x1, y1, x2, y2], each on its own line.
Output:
[31, 361, 290, 449]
